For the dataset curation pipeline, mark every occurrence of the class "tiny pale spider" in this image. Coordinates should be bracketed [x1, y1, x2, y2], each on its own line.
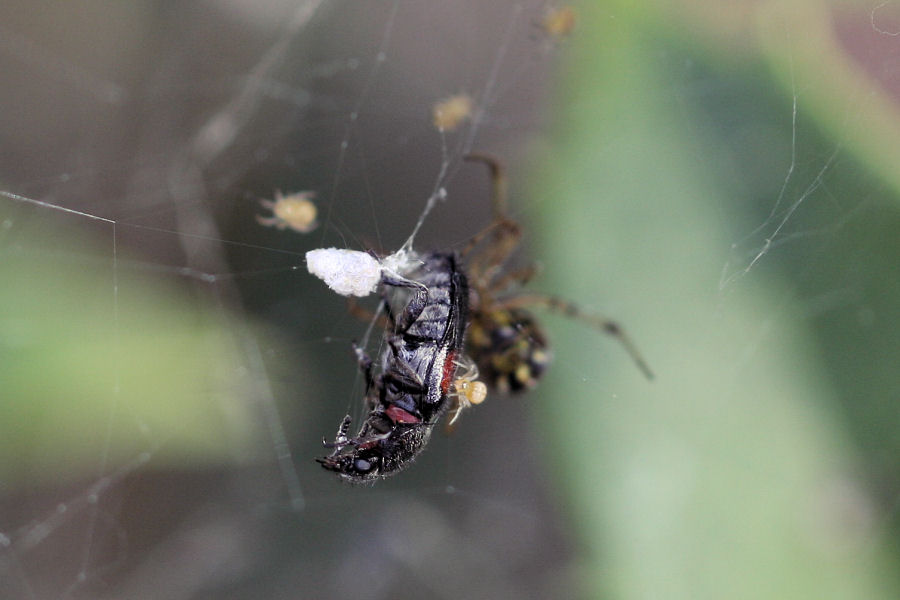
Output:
[432, 94, 474, 133]
[541, 6, 576, 38]
[447, 356, 488, 427]
[256, 190, 318, 233]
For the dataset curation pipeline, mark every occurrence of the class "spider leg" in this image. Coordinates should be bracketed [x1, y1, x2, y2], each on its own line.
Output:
[464, 153, 508, 220]
[485, 262, 540, 296]
[495, 293, 654, 380]
[255, 215, 284, 228]
[462, 154, 524, 286]
[464, 220, 522, 288]
[459, 216, 520, 261]
[445, 397, 465, 432]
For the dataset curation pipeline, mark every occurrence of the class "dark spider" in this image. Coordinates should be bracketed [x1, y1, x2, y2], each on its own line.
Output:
[461, 154, 653, 396]
[317, 252, 469, 482]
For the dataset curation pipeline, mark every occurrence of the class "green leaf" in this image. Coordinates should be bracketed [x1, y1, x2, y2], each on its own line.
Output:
[0, 217, 272, 486]
[530, 4, 900, 598]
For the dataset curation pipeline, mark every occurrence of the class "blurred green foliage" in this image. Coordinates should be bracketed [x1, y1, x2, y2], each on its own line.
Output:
[0, 218, 265, 486]
[532, 2, 900, 598]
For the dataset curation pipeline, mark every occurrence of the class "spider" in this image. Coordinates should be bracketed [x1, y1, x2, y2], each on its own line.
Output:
[461, 154, 653, 398]
[541, 6, 576, 38]
[432, 93, 474, 133]
[446, 355, 487, 427]
[316, 252, 470, 482]
[256, 190, 318, 233]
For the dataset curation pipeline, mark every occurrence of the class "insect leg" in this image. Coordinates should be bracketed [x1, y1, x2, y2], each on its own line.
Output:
[381, 275, 429, 335]
[321, 414, 353, 449]
[381, 337, 427, 393]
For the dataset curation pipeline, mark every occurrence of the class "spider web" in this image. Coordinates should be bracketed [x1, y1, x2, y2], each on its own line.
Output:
[0, 1, 575, 598]
[3, 1, 900, 599]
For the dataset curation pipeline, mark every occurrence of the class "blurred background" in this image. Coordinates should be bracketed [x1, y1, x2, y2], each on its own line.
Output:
[1, 1, 899, 598]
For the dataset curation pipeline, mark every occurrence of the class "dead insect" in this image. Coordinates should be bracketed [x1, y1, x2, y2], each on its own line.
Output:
[317, 252, 470, 482]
